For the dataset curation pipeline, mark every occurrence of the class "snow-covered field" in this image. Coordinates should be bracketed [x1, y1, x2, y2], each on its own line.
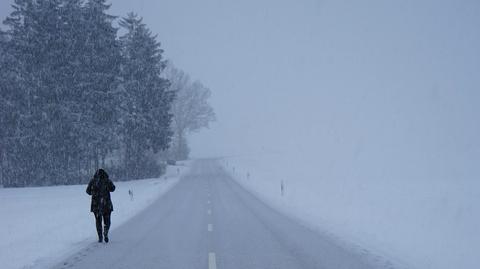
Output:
[0, 163, 189, 269]
[222, 154, 480, 269]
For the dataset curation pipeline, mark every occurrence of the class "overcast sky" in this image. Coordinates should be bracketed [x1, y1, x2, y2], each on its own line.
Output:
[1, 1, 479, 179]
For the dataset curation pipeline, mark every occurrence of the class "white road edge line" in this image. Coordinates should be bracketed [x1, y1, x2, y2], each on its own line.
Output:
[208, 224, 213, 232]
[208, 252, 217, 269]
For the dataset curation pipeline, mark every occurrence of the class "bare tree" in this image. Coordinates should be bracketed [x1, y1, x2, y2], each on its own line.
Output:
[164, 62, 216, 160]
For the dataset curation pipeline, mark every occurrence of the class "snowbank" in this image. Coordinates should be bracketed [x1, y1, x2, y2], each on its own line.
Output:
[222, 155, 480, 269]
[0, 163, 190, 269]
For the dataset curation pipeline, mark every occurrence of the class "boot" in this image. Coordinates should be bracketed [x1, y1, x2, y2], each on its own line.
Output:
[97, 232, 103, 243]
[104, 226, 109, 243]
[96, 216, 103, 243]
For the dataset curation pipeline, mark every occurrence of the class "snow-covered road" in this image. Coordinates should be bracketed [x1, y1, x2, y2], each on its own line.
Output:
[52, 159, 380, 269]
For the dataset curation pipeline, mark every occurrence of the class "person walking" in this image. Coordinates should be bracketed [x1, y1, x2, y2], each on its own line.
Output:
[86, 169, 116, 243]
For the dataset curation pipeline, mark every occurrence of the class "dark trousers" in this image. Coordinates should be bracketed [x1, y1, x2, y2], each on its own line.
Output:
[94, 211, 111, 238]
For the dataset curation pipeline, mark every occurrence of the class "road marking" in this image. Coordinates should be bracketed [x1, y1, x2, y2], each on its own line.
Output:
[208, 252, 217, 269]
[208, 224, 213, 232]
[207, 200, 211, 204]
[207, 209, 212, 215]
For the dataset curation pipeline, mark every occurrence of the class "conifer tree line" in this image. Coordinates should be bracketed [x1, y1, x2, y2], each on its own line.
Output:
[0, 0, 214, 187]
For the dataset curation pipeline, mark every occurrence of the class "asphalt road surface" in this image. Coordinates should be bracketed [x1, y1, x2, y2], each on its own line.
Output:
[53, 159, 379, 269]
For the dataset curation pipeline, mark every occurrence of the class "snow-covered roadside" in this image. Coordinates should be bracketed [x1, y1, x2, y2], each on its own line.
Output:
[0, 162, 190, 269]
[221, 155, 480, 269]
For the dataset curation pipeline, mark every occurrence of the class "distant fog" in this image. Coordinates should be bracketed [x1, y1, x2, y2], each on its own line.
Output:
[2, 0, 479, 181]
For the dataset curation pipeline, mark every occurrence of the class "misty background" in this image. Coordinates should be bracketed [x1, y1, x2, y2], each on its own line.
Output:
[1, 0, 479, 180]
[1, 1, 480, 269]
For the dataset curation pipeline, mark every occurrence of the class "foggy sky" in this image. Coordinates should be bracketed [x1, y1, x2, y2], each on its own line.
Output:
[1, 0, 479, 180]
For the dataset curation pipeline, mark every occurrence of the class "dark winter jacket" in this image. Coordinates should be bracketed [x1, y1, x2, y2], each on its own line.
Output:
[86, 170, 115, 214]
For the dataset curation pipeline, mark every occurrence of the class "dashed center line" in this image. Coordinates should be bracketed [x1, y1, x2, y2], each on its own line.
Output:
[207, 200, 211, 204]
[208, 252, 217, 269]
[208, 224, 213, 232]
[207, 209, 212, 215]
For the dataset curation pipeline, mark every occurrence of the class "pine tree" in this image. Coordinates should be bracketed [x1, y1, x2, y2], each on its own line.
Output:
[80, 0, 121, 171]
[2, 0, 52, 185]
[0, 29, 18, 186]
[119, 13, 174, 179]
[1, 0, 122, 185]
